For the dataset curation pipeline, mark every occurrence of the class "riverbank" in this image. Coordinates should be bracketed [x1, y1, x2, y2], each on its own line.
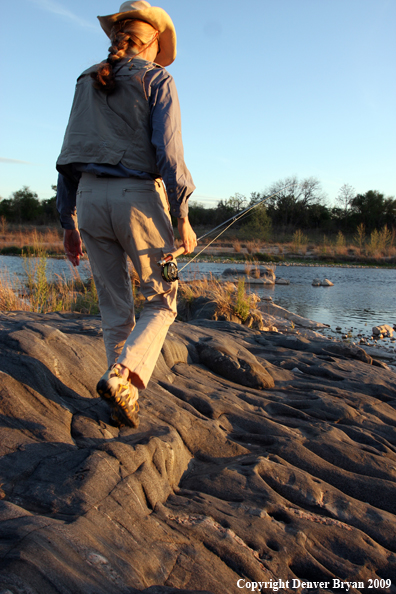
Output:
[0, 309, 395, 593]
[178, 253, 396, 269]
[1, 256, 395, 362]
[1, 224, 395, 267]
[2, 249, 395, 268]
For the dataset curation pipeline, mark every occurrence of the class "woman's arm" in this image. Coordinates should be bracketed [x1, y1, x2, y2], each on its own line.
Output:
[148, 70, 196, 219]
[63, 229, 83, 266]
[56, 171, 79, 230]
[57, 172, 83, 265]
[147, 69, 197, 253]
[177, 217, 196, 254]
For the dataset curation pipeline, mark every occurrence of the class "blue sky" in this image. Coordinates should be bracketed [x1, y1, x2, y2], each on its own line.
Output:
[1, 0, 395, 208]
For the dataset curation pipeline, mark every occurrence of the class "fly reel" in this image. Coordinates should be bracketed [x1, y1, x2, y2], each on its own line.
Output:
[161, 260, 179, 282]
[158, 253, 180, 283]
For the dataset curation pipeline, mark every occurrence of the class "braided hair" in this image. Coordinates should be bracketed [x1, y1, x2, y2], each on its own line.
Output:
[91, 19, 159, 94]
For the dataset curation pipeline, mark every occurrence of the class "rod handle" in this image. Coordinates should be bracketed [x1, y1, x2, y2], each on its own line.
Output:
[171, 246, 187, 259]
[158, 245, 187, 267]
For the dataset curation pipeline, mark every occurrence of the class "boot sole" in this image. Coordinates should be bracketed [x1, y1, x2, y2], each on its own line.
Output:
[111, 401, 140, 428]
[97, 379, 139, 428]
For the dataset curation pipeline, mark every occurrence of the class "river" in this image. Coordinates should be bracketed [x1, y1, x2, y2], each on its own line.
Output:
[1, 255, 395, 343]
[180, 261, 396, 342]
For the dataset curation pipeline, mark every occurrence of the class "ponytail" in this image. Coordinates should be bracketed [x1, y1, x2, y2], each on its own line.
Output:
[91, 20, 158, 94]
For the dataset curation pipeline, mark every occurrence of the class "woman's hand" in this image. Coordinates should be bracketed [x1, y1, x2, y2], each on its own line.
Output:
[64, 229, 83, 266]
[177, 217, 197, 254]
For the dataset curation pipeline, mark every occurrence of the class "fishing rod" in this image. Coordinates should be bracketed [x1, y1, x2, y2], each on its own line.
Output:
[158, 183, 293, 282]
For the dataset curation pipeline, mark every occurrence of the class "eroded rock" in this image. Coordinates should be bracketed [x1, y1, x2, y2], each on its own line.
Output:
[195, 336, 275, 389]
[0, 312, 395, 593]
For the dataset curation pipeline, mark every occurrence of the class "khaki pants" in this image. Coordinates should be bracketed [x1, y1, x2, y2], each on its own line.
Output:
[77, 173, 177, 389]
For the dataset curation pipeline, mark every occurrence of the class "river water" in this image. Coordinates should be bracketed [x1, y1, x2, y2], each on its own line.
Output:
[1, 255, 395, 341]
[180, 261, 396, 340]
[0, 255, 93, 283]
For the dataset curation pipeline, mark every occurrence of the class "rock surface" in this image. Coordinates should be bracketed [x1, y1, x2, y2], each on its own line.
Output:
[0, 312, 396, 593]
[372, 325, 394, 338]
[312, 278, 334, 287]
[257, 302, 329, 331]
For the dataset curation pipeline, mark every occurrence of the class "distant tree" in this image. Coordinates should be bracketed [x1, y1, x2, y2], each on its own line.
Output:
[336, 183, 355, 215]
[0, 198, 12, 221]
[0, 186, 41, 223]
[240, 203, 271, 240]
[0, 185, 60, 224]
[350, 190, 396, 232]
[209, 191, 268, 239]
[180, 181, 396, 238]
[39, 184, 59, 223]
[226, 193, 247, 212]
[330, 205, 346, 228]
[213, 199, 235, 221]
[187, 201, 216, 227]
[299, 177, 327, 206]
[212, 194, 248, 226]
[186, 195, 249, 229]
[305, 202, 332, 229]
[265, 176, 327, 229]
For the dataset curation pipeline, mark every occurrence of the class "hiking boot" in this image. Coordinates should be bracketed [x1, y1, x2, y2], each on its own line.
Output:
[97, 366, 139, 428]
[110, 400, 140, 428]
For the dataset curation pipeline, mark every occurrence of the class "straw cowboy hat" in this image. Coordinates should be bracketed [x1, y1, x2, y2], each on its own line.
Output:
[98, 1, 177, 67]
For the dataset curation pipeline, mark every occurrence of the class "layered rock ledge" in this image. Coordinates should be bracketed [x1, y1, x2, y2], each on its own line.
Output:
[0, 312, 395, 594]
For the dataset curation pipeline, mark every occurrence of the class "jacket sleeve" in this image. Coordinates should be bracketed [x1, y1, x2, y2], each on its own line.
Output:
[148, 70, 195, 218]
[56, 172, 79, 230]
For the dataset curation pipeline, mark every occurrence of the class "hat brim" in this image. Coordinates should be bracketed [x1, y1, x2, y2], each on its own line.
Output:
[97, 6, 176, 67]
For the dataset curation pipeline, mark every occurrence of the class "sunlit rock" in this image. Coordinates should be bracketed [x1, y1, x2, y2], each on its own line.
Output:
[373, 324, 394, 337]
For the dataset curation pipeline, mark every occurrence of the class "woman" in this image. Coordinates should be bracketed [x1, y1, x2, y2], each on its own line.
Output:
[56, 1, 197, 428]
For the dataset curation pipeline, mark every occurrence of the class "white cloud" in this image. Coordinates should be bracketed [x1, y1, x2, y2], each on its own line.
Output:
[28, 0, 97, 30]
[0, 158, 32, 165]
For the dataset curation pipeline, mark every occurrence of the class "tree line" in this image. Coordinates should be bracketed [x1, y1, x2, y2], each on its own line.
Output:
[0, 178, 395, 237]
[0, 186, 58, 225]
[189, 177, 395, 237]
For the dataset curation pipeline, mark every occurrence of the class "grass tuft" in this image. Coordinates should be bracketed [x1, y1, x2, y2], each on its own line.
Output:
[178, 276, 254, 323]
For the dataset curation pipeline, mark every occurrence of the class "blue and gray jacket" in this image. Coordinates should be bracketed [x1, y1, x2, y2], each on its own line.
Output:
[56, 57, 195, 229]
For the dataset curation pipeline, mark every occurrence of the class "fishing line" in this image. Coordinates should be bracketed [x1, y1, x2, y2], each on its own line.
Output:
[179, 183, 293, 273]
[179, 205, 261, 272]
[158, 183, 293, 282]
